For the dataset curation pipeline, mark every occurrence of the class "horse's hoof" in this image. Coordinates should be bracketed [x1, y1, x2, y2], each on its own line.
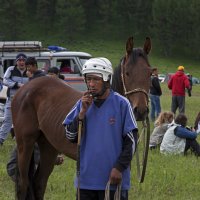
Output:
[55, 155, 64, 165]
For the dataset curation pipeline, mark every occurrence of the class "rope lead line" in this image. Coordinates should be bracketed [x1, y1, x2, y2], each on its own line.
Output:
[104, 181, 122, 200]
[77, 120, 83, 200]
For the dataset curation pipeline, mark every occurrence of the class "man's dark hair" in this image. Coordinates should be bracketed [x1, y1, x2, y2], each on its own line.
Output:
[25, 57, 37, 66]
[48, 67, 59, 75]
[175, 113, 187, 127]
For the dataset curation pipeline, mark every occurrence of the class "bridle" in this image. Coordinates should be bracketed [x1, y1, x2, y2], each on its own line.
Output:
[120, 59, 149, 103]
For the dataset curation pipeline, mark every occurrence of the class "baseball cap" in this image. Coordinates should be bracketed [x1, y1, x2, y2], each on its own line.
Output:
[177, 66, 184, 71]
[16, 53, 27, 62]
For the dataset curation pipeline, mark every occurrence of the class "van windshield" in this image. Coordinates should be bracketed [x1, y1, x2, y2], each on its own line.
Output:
[80, 57, 91, 66]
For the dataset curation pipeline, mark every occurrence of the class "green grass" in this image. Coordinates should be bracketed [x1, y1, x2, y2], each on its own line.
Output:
[0, 39, 200, 199]
[1, 84, 199, 200]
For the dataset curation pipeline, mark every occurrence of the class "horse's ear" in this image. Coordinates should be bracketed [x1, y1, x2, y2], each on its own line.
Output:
[126, 36, 134, 55]
[143, 37, 151, 55]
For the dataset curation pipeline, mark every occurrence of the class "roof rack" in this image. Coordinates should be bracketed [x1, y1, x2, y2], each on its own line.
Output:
[0, 41, 49, 56]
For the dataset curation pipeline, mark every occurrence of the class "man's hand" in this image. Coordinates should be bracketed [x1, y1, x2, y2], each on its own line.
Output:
[79, 91, 93, 120]
[18, 83, 24, 87]
[109, 168, 122, 185]
[26, 71, 33, 78]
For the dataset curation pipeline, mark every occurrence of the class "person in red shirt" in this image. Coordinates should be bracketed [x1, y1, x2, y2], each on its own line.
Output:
[168, 66, 190, 114]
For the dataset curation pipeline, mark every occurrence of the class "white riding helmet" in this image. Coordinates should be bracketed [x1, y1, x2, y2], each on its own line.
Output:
[82, 57, 113, 82]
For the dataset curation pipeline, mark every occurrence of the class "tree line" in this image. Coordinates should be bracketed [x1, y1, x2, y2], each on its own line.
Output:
[0, 0, 199, 59]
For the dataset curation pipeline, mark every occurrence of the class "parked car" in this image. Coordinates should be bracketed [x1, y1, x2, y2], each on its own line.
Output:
[0, 41, 92, 101]
[191, 76, 200, 84]
[158, 74, 166, 83]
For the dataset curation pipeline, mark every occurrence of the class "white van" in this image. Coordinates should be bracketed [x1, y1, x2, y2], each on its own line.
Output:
[0, 41, 92, 101]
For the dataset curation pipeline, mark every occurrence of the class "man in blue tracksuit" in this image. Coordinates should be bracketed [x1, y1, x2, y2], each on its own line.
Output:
[0, 53, 29, 145]
[63, 57, 138, 200]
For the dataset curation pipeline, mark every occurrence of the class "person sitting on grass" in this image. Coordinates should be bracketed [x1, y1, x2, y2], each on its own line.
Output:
[160, 113, 200, 156]
[149, 111, 174, 150]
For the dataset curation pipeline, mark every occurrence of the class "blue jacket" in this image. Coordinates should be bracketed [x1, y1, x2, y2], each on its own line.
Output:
[175, 126, 197, 139]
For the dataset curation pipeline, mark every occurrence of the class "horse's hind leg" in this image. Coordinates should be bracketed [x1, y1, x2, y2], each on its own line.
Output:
[33, 134, 58, 200]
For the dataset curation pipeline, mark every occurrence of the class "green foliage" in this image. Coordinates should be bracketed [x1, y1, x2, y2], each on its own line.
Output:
[152, 0, 200, 58]
[56, 0, 86, 40]
[0, 0, 26, 40]
[0, 0, 200, 60]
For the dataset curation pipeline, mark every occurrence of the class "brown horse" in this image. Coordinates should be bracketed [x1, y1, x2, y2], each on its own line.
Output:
[112, 36, 151, 120]
[12, 36, 152, 200]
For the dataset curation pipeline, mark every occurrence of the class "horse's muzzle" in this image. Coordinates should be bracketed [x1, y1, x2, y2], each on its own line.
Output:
[133, 106, 149, 121]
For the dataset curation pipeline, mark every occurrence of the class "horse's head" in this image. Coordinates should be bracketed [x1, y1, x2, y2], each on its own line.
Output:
[112, 37, 152, 121]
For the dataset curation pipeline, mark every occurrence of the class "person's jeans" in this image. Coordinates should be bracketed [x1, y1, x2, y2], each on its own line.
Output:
[0, 99, 12, 143]
[150, 94, 161, 121]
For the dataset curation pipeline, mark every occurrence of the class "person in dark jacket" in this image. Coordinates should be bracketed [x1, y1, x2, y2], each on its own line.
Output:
[168, 66, 190, 114]
[150, 67, 162, 121]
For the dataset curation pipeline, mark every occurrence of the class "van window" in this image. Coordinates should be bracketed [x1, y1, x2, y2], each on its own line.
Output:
[37, 59, 50, 72]
[80, 57, 90, 66]
[57, 59, 80, 74]
[2, 59, 15, 73]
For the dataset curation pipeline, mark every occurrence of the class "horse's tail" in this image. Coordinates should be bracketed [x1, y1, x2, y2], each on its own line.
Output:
[26, 152, 36, 200]
[15, 150, 36, 200]
[15, 159, 20, 199]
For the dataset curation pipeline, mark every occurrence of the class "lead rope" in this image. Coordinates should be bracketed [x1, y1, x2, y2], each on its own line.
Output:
[77, 120, 83, 200]
[104, 181, 122, 200]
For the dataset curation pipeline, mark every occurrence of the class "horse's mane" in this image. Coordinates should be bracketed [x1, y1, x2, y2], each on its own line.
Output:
[111, 48, 150, 95]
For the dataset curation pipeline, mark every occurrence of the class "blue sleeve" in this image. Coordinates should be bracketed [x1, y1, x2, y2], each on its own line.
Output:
[63, 99, 82, 125]
[62, 99, 82, 142]
[175, 126, 197, 139]
[122, 99, 138, 137]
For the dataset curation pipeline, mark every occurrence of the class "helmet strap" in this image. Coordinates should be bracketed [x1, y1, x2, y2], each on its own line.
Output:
[90, 82, 110, 99]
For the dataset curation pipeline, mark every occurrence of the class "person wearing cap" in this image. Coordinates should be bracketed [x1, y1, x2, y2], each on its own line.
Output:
[168, 65, 190, 114]
[0, 53, 29, 145]
[63, 57, 138, 200]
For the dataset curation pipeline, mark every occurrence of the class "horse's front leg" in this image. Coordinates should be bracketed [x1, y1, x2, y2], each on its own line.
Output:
[33, 136, 58, 200]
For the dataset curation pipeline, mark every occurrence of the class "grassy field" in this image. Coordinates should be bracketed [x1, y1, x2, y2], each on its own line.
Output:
[0, 39, 200, 199]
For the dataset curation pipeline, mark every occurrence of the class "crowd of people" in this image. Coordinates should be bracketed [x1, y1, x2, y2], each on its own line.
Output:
[149, 64, 200, 157]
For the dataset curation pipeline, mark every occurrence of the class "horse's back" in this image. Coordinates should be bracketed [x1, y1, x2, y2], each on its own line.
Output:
[12, 76, 82, 158]
[12, 76, 81, 121]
